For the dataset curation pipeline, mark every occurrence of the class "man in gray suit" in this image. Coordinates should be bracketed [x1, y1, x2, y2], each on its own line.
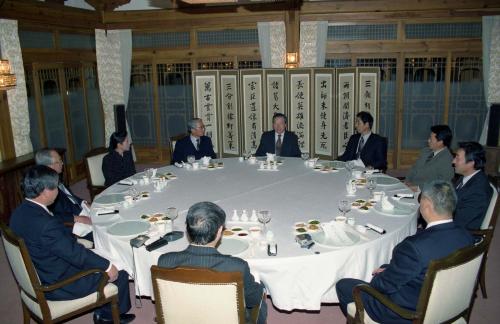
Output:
[158, 201, 267, 324]
[405, 125, 454, 190]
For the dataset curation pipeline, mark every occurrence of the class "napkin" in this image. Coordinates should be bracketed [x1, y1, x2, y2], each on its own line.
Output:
[352, 159, 365, 167]
[119, 179, 137, 185]
[321, 221, 356, 245]
[72, 222, 93, 237]
[174, 162, 184, 168]
[381, 196, 394, 211]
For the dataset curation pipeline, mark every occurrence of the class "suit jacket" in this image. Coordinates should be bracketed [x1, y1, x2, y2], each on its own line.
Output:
[255, 130, 301, 157]
[158, 245, 266, 323]
[367, 222, 473, 323]
[406, 147, 454, 188]
[338, 133, 387, 170]
[102, 150, 136, 187]
[454, 171, 493, 230]
[172, 135, 217, 163]
[49, 185, 83, 224]
[9, 200, 110, 298]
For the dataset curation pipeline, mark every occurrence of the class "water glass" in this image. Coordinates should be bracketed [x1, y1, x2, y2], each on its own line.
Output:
[166, 207, 178, 232]
[187, 155, 195, 164]
[258, 210, 272, 233]
[367, 178, 377, 198]
[338, 200, 351, 217]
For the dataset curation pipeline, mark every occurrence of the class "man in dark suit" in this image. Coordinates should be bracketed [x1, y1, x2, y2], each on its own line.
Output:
[336, 180, 474, 323]
[35, 149, 91, 228]
[337, 111, 387, 170]
[172, 118, 217, 163]
[405, 125, 455, 190]
[256, 113, 301, 157]
[9, 165, 134, 324]
[452, 142, 493, 230]
[158, 201, 267, 324]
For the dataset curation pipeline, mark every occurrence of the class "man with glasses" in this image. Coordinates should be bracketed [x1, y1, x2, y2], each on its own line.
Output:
[172, 118, 217, 163]
[35, 149, 92, 233]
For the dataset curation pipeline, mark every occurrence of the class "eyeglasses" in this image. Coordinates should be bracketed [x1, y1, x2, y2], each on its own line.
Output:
[195, 125, 206, 130]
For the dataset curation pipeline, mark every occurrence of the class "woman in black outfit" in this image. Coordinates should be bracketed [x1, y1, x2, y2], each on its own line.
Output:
[102, 131, 136, 187]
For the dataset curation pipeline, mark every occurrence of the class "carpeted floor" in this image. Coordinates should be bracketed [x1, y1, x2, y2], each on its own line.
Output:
[1, 166, 498, 323]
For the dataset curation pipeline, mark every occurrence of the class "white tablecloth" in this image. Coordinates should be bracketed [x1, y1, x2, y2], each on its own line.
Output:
[91, 157, 417, 311]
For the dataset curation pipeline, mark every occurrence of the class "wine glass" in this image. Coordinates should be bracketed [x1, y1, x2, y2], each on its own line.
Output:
[187, 155, 195, 164]
[166, 207, 178, 232]
[301, 152, 309, 161]
[338, 200, 351, 217]
[258, 210, 272, 233]
[367, 177, 377, 199]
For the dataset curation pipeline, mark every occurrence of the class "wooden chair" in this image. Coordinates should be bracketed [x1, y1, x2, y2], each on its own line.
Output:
[151, 266, 263, 324]
[84, 147, 108, 200]
[472, 182, 499, 298]
[168, 133, 187, 164]
[0, 222, 120, 324]
[346, 230, 491, 324]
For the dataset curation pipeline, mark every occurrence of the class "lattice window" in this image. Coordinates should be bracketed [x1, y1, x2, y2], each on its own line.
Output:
[127, 64, 156, 146]
[132, 32, 190, 48]
[324, 58, 352, 68]
[25, 68, 42, 151]
[197, 61, 234, 70]
[449, 57, 486, 144]
[402, 57, 447, 149]
[405, 22, 481, 39]
[197, 29, 258, 46]
[357, 58, 397, 148]
[327, 24, 397, 41]
[157, 63, 194, 145]
[238, 60, 262, 69]
[19, 30, 54, 49]
[60, 33, 95, 49]
[84, 65, 105, 148]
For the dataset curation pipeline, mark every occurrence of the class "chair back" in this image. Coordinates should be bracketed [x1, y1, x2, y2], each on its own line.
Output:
[169, 133, 186, 164]
[480, 183, 499, 230]
[84, 147, 108, 187]
[417, 236, 488, 324]
[0, 222, 48, 319]
[151, 266, 246, 324]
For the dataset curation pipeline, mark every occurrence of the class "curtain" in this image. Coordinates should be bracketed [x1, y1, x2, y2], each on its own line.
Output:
[0, 19, 32, 156]
[480, 16, 500, 144]
[258, 22, 286, 68]
[95, 29, 132, 146]
[300, 21, 328, 67]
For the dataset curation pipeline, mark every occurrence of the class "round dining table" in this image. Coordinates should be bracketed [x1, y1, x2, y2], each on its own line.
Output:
[91, 157, 418, 311]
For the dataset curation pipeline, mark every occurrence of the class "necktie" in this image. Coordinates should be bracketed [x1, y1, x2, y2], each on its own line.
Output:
[425, 152, 434, 163]
[356, 136, 365, 159]
[456, 179, 464, 190]
[58, 183, 78, 205]
[276, 134, 282, 156]
[196, 138, 200, 151]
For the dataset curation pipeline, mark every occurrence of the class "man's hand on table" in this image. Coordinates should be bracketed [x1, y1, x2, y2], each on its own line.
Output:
[372, 267, 386, 276]
[74, 215, 92, 225]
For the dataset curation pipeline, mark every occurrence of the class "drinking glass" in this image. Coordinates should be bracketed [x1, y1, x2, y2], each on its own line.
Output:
[367, 178, 377, 198]
[258, 210, 272, 233]
[166, 207, 178, 232]
[187, 155, 195, 164]
[301, 152, 310, 161]
[338, 200, 351, 217]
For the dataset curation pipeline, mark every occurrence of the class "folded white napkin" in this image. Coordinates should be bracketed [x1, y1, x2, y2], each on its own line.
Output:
[382, 196, 394, 211]
[73, 222, 93, 237]
[174, 162, 184, 168]
[119, 179, 136, 185]
[364, 169, 380, 174]
[352, 159, 365, 167]
[80, 203, 91, 217]
[321, 221, 356, 245]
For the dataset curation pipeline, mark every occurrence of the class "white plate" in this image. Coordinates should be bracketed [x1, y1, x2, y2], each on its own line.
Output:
[107, 221, 150, 237]
[218, 238, 250, 255]
[373, 203, 415, 217]
[370, 175, 401, 186]
[94, 193, 126, 206]
[310, 230, 360, 248]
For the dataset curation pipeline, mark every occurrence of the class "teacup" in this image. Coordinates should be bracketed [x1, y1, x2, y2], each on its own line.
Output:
[352, 170, 363, 179]
[335, 216, 347, 223]
[266, 153, 275, 162]
[192, 162, 200, 170]
[201, 156, 211, 166]
[248, 156, 257, 164]
[142, 175, 150, 185]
